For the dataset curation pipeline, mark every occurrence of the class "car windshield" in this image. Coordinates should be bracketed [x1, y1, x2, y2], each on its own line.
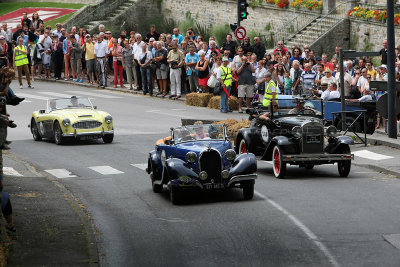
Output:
[47, 98, 93, 110]
[173, 124, 225, 143]
[268, 99, 323, 118]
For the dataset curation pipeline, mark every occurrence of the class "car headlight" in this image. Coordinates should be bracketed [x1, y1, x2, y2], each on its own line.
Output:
[326, 125, 337, 137]
[62, 118, 70, 127]
[221, 170, 230, 179]
[105, 115, 112, 124]
[225, 149, 236, 161]
[199, 171, 208, 181]
[292, 126, 302, 138]
[185, 151, 197, 163]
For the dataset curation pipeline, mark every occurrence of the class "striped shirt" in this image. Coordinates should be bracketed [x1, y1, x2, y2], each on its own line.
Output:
[300, 70, 317, 89]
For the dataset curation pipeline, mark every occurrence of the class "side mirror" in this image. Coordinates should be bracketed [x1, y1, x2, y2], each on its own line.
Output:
[39, 109, 46, 114]
[93, 106, 97, 109]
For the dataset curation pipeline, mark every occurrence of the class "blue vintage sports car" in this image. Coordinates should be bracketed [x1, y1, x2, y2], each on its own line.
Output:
[147, 124, 257, 204]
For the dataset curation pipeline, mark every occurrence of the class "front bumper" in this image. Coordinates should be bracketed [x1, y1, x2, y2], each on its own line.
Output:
[282, 153, 354, 162]
[62, 128, 114, 138]
[173, 173, 257, 190]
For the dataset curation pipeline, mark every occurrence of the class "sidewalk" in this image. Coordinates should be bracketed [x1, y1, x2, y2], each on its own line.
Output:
[350, 129, 400, 178]
[1, 152, 98, 266]
[34, 77, 189, 102]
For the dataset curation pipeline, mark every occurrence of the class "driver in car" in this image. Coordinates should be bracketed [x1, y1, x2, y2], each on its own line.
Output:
[70, 96, 85, 107]
[49, 100, 57, 111]
[288, 98, 319, 115]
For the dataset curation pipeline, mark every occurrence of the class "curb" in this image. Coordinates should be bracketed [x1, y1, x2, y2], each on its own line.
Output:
[352, 162, 400, 179]
[4, 151, 100, 266]
[32, 77, 186, 103]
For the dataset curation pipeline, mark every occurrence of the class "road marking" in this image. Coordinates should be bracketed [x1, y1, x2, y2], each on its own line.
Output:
[45, 169, 77, 178]
[17, 93, 48, 100]
[353, 150, 393, 160]
[146, 110, 193, 118]
[254, 190, 340, 267]
[354, 171, 373, 174]
[3, 167, 23, 177]
[131, 163, 147, 171]
[383, 234, 400, 249]
[171, 109, 186, 111]
[37, 91, 80, 98]
[88, 166, 124, 175]
[66, 90, 122, 99]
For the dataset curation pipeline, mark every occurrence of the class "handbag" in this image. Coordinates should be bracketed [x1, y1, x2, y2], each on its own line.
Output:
[213, 82, 222, 95]
[207, 75, 217, 88]
[116, 59, 122, 66]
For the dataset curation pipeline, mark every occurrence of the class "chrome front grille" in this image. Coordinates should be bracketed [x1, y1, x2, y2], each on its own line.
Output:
[72, 120, 102, 129]
[199, 149, 222, 182]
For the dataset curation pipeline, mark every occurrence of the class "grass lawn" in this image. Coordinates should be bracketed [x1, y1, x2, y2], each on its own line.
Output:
[0, 2, 85, 16]
[0, 2, 85, 29]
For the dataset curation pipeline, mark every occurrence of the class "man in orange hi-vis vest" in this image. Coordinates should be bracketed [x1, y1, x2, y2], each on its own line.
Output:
[105, 31, 114, 74]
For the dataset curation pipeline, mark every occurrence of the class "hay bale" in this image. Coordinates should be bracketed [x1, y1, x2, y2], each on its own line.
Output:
[185, 93, 213, 107]
[228, 96, 239, 111]
[213, 118, 250, 138]
[208, 96, 220, 109]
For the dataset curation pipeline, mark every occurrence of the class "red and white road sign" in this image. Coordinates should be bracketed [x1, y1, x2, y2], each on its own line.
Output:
[235, 26, 246, 40]
[0, 8, 78, 32]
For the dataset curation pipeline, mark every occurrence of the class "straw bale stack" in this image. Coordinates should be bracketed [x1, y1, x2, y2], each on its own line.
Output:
[207, 96, 239, 110]
[185, 93, 213, 107]
[213, 119, 250, 138]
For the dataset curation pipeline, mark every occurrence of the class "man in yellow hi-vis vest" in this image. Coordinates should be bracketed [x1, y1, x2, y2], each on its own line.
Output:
[13, 37, 33, 89]
[217, 57, 232, 113]
[262, 72, 277, 108]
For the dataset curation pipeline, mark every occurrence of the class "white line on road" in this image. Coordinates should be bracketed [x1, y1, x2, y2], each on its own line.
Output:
[131, 163, 147, 171]
[37, 91, 80, 98]
[89, 166, 124, 175]
[17, 93, 48, 100]
[254, 190, 340, 267]
[45, 169, 77, 178]
[353, 150, 393, 160]
[146, 110, 192, 118]
[66, 90, 122, 99]
[3, 167, 23, 177]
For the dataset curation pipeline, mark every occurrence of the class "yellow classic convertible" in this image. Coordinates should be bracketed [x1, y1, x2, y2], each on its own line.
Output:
[30, 96, 114, 145]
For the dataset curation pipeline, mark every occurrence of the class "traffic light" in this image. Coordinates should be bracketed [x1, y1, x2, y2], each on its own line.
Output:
[238, 0, 249, 22]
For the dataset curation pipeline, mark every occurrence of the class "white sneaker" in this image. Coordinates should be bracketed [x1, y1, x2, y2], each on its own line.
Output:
[19, 85, 23, 89]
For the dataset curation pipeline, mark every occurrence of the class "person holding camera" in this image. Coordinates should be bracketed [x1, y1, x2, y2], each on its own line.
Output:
[236, 56, 255, 113]
[167, 43, 184, 99]
[110, 38, 124, 88]
[138, 43, 153, 95]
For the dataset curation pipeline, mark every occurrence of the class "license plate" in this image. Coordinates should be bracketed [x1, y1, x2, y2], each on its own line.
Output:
[79, 135, 96, 140]
[306, 135, 321, 143]
[204, 183, 225, 190]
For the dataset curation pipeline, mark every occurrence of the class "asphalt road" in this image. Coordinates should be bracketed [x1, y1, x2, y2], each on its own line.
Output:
[7, 80, 400, 266]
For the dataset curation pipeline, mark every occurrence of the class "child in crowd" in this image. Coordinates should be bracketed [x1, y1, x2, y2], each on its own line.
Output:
[284, 71, 292, 95]
[42, 48, 51, 79]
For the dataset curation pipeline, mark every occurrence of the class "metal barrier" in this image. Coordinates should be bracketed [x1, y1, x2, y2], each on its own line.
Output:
[332, 110, 367, 146]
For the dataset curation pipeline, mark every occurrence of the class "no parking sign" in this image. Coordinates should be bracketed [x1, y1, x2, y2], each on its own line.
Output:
[235, 27, 247, 40]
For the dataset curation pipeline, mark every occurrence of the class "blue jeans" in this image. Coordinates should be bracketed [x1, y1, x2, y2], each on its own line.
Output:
[140, 67, 152, 94]
[284, 88, 291, 95]
[220, 86, 231, 112]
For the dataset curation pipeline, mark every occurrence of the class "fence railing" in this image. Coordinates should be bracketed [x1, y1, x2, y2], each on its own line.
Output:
[312, 1, 348, 40]
[275, 10, 320, 44]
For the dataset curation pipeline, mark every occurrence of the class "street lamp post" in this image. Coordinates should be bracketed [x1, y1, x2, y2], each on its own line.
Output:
[387, 0, 397, 138]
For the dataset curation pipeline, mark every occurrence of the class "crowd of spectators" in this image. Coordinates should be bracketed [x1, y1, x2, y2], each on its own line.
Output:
[0, 12, 397, 124]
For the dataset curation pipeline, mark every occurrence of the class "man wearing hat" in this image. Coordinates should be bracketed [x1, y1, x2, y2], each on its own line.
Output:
[378, 65, 388, 81]
[262, 72, 277, 108]
[289, 97, 318, 115]
[217, 57, 232, 113]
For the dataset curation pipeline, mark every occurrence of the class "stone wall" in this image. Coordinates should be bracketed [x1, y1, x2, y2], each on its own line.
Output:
[9, 0, 100, 3]
[311, 18, 350, 56]
[161, 0, 318, 43]
[350, 20, 400, 52]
